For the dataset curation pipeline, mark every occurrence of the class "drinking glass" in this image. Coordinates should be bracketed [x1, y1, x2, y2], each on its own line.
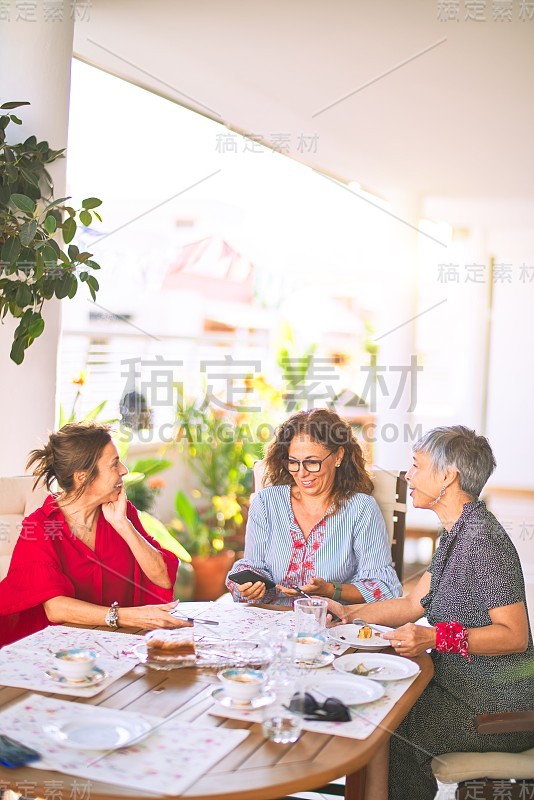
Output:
[262, 675, 305, 744]
[293, 597, 328, 636]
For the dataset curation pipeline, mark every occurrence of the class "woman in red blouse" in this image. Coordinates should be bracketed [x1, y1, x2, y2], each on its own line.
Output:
[0, 423, 188, 647]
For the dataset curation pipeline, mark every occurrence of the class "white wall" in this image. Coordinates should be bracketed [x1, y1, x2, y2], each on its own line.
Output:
[0, 17, 74, 474]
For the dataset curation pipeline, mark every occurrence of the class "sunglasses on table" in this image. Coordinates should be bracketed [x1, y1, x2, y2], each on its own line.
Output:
[289, 692, 351, 722]
[283, 451, 336, 473]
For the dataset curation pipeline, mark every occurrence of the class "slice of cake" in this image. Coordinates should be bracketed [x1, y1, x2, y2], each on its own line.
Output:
[145, 630, 196, 664]
[357, 625, 373, 639]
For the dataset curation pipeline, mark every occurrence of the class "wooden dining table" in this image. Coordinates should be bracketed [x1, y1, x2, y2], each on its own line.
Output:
[0, 622, 433, 800]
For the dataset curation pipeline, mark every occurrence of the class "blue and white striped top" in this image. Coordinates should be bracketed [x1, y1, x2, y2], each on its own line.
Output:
[226, 484, 402, 606]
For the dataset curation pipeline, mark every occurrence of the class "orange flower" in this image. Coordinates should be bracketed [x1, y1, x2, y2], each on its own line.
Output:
[147, 477, 165, 490]
[72, 370, 86, 387]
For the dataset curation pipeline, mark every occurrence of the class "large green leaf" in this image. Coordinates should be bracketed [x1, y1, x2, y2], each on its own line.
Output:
[20, 219, 37, 246]
[138, 511, 192, 562]
[15, 283, 32, 307]
[84, 400, 107, 421]
[43, 215, 57, 234]
[174, 490, 200, 535]
[62, 216, 76, 244]
[128, 458, 172, 478]
[10, 337, 26, 364]
[0, 101, 31, 110]
[79, 209, 92, 227]
[82, 197, 102, 210]
[1, 237, 21, 265]
[27, 316, 44, 339]
[123, 471, 145, 487]
[10, 193, 36, 214]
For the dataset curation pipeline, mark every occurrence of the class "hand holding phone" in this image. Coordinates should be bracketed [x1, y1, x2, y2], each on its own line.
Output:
[0, 734, 41, 768]
[228, 569, 276, 590]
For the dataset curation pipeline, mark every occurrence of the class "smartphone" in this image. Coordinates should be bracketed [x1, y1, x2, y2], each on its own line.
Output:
[0, 734, 41, 768]
[228, 569, 276, 590]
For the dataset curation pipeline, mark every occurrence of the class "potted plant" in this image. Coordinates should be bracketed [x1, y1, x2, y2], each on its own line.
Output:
[0, 101, 103, 363]
[169, 490, 235, 601]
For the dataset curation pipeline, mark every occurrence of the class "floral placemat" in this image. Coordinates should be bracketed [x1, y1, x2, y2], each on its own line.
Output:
[175, 602, 350, 655]
[210, 671, 419, 739]
[0, 626, 142, 697]
[0, 694, 249, 796]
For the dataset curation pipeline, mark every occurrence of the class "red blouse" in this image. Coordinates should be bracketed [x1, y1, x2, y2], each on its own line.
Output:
[0, 495, 178, 647]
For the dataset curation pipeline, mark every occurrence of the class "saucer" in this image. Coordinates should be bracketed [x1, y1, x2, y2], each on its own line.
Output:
[294, 651, 335, 669]
[45, 666, 107, 687]
[211, 687, 275, 710]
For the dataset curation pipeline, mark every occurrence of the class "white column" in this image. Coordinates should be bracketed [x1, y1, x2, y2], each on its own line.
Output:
[0, 13, 74, 474]
[372, 191, 421, 473]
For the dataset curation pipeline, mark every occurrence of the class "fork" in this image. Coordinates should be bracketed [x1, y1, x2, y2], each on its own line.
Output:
[351, 665, 384, 676]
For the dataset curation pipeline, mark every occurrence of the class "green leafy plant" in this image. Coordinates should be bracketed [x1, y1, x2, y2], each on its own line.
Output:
[137, 510, 191, 563]
[171, 397, 269, 557]
[169, 490, 227, 558]
[0, 101, 103, 364]
[124, 457, 172, 513]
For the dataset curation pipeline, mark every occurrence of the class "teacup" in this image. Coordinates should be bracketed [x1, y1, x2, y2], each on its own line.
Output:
[218, 668, 265, 701]
[53, 648, 96, 681]
[293, 634, 324, 662]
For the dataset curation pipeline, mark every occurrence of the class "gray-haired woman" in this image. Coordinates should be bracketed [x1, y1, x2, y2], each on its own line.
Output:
[326, 426, 534, 800]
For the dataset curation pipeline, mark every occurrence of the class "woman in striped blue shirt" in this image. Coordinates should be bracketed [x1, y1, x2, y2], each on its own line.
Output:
[226, 409, 402, 606]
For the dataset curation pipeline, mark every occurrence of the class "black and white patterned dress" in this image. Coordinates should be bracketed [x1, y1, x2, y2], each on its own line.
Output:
[389, 501, 534, 800]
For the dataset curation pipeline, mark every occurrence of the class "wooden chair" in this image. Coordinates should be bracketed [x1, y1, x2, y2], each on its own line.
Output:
[252, 461, 407, 582]
[432, 711, 534, 799]
[0, 476, 47, 580]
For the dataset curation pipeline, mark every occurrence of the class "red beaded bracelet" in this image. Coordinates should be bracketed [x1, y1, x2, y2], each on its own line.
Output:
[435, 621, 471, 661]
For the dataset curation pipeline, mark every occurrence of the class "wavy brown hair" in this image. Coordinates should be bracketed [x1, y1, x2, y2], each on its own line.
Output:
[264, 409, 373, 511]
[27, 422, 112, 503]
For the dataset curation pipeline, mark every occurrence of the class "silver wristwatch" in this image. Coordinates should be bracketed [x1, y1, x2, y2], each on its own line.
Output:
[105, 601, 120, 629]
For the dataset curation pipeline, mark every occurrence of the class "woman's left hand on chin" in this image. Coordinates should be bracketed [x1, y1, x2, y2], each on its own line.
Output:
[382, 623, 437, 657]
[102, 486, 128, 531]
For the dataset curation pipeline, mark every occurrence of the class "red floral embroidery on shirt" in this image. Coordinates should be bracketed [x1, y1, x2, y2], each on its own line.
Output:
[280, 515, 327, 589]
[361, 579, 384, 600]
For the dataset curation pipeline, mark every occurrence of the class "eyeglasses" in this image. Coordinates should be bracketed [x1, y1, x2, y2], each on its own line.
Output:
[289, 692, 351, 722]
[283, 451, 336, 473]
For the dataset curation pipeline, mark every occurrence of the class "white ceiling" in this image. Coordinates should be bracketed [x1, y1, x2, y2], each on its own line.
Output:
[74, 0, 534, 200]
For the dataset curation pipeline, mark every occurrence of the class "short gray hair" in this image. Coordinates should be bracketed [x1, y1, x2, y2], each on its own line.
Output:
[413, 425, 496, 500]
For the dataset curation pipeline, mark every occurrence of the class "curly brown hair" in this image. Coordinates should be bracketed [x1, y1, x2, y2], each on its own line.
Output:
[264, 409, 373, 511]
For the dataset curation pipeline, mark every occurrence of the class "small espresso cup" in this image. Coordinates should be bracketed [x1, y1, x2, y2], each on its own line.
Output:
[293, 633, 324, 662]
[218, 667, 265, 701]
[53, 648, 96, 681]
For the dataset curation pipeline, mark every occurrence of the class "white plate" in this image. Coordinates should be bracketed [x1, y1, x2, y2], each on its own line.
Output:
[211, 687, 275, 710]
[333, 653, 420, 681]
[306, 673, 384, 705]
[44, 714, 153, 750]
[328, 624, 392, 650]
[44, 666, 107, 686]
[294, 651, 335, 669]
